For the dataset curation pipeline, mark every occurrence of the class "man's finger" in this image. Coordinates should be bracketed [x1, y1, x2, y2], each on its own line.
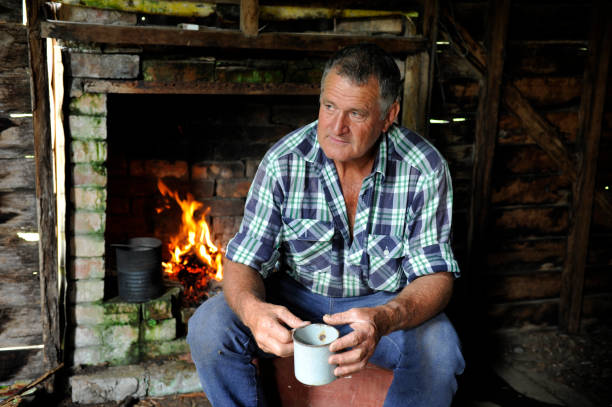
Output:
[323, 311, 352, 326]
[278, 307, 310, 329]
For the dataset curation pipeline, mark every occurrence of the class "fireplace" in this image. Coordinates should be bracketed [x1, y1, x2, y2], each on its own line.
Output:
[64, 47, 322, 401]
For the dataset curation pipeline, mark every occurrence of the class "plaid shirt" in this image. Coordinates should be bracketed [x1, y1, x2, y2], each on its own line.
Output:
[226, 121, 460, 297]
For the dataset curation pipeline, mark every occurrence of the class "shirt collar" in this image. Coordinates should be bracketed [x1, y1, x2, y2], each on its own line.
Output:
[298, 120, 390, 179]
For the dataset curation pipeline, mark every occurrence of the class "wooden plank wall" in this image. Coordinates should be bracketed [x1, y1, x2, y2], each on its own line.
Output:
[0, 0, 44, 385]
[434, 0, 612, 329]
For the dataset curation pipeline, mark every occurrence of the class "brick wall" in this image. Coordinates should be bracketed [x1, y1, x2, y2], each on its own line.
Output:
[64, 47, 319, 368]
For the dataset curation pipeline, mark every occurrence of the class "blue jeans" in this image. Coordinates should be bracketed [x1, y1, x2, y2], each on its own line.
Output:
[187, 274, 465, 407]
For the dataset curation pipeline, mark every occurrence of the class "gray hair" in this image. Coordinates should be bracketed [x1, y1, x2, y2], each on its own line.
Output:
[320, 43, 402, 117]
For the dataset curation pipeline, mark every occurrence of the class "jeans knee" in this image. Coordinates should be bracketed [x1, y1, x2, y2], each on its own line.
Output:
[420, 314, 465, 381]
[187, 295, 248, 364]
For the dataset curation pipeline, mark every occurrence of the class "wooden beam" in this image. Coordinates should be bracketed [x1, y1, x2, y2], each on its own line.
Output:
[401, 0, 438, 136]
[25, 0, 60, 391]
[467, 0, 511, 273]
[41, 20, 428, 54]
[82, 79, 320, 95]
[440, 9, 612, 222]
[559, 0, 612, 333]
[240, 0, 259, 37]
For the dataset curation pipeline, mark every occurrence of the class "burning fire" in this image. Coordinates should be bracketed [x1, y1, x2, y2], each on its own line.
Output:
[157, 179, 223, 306]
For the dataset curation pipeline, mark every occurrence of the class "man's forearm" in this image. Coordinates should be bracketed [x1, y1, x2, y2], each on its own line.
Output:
[222, 259, 267, 327]
[375, 272, 454, 336]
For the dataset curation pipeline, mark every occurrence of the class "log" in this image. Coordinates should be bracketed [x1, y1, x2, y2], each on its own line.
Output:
[0, 0, 22, 23]
[0, 159, 36, 190]
[492, 206, 569, 237]
[0, 24, 29, 73]
[0, 189, 38, 229]
[0, 306, 43, 346]
[560, 0, 612, 333]
[0, 349, 43, 386]
[491, 175, 570, 206]
[41, 20, 428, 54]
[0, 75, 31, 114]
[0, 118, 34, 158]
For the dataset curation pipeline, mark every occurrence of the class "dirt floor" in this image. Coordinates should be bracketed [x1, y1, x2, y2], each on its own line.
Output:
[7, 323, 612, 407]
[497, 323, 612, 406]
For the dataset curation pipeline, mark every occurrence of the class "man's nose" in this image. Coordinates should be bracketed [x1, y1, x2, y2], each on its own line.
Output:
[331, 112, 348, 135]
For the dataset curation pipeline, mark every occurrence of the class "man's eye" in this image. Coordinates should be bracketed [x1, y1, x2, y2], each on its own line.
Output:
[350, 111, 364, 119]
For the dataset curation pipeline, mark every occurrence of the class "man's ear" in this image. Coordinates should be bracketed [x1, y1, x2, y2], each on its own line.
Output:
[383, 101, 400, 132]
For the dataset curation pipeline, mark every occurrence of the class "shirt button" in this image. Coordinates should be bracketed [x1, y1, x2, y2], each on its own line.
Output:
[383, 248, 390, 257]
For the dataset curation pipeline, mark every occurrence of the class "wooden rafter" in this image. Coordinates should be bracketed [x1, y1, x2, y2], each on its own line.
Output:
[559, 0, 612, 333]
[40, 20, 428, 54]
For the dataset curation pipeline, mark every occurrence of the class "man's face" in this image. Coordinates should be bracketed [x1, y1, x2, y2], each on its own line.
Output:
[317, 70, 397, 167]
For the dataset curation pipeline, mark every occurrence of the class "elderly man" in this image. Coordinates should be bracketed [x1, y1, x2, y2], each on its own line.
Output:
[188, 43, 465, 406]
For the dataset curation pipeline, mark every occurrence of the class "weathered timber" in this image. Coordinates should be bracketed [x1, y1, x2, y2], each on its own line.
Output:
[0, 279, 40, 307]
[401, 0, 438, 136]
[494, 145, 559, 174]
[0, 306, 42, 346]
[0, 118, 34, 158]
[0, 159, 36, 190]
[0, 75, 31, 114]
[240, 0, 259, 37]
[498, 110, 579, 145]
[41, 20, 428, 54]
[488, 293, 612, 329]
[441, 10, 612, 221]
[486, 238, 566, 266]
[0, 0, 22, 23]
[491, 175, 570, 206]
[0, 349, 43, 386]
[83, 79, 321, 95]
[512, 77, 582, 107]
[560, 0, 612, 333]
[0, 189, 37, 229]
[25, 0, 60, 386]
[492, 206, 569, 238]
[486, 271, 562, 302]
[0, 24, 29, 73]
[467, 0, 511, 276]
[0, 237, 38, 275]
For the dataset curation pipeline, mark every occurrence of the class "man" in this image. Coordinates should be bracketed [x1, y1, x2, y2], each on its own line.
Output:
[188, 43, 465, 406]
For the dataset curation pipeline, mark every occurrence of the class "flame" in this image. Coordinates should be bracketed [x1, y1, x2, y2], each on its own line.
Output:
[157, 179, 223, 305]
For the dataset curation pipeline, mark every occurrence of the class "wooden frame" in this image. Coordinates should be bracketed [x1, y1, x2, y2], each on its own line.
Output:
[40, 20, 428, 54]
[25, 0, 61, 390]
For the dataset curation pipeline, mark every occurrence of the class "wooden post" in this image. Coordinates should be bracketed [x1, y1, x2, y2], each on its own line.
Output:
[402, 0, 438, 137]
[559, 0, 612, 333]
[466, 0, 511, 275]
[25, 0, 61, 391]
[240, 0, 259, 37]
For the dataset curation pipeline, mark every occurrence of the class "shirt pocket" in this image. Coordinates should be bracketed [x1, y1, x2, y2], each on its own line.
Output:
[282, 217, 334, 272]
[366, 234, 404, 277]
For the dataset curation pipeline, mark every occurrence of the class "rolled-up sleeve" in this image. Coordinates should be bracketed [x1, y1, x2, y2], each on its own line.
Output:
[402, 162, 460, 281]
[225, 155, 283, 277]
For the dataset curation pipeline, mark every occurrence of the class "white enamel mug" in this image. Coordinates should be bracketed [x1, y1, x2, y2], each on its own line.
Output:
[292, 323, 340, 386]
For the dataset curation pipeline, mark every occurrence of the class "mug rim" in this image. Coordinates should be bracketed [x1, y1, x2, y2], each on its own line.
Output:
[292, 323, 339, 347]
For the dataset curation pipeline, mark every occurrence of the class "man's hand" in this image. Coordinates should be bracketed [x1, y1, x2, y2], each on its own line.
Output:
[323, 308, 384, 377]
[245, 302, 309, 357]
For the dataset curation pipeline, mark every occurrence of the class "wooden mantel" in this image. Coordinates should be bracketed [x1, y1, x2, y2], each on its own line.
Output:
[40, 20, 428, 54]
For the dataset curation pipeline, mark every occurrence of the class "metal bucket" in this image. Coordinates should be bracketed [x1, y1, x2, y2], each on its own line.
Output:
[114, 237, 164, 303]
